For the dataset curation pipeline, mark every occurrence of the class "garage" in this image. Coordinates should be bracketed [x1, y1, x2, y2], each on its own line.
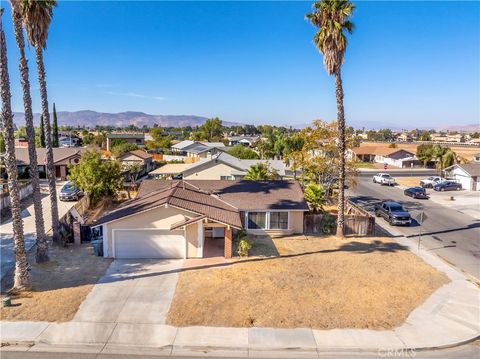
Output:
[112, 229, 186, 259]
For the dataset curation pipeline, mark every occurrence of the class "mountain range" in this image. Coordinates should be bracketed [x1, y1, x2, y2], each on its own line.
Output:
[11, 110, 478, 132]
[12, 111, 237, 128]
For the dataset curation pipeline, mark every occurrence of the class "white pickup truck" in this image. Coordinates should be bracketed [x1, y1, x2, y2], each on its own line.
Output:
[373, 173, 396, 186]
[419, 176, 443, 188]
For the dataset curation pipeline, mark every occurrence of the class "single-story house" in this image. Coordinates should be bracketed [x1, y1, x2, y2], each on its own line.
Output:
[227, 136, 260, 147]
[14, 147, 86, 180]
[149, 152, 292, 180]
[119, 150, 155, 176]
[443, 162, 480, 191]
[106, 133, 145, 151]
[92, 180, 308, 259]
[170, 141, 226, 161]
[348, 146, 418, 168]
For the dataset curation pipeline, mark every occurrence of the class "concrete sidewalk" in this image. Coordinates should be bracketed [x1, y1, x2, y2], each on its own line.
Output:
[1, 226, 479, 357]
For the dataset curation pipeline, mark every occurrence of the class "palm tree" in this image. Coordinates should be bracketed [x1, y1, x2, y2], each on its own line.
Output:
[433, 145, 449, 175]
[244, 163, 278, 180]
[1, 9, 31, 289]
[10, 0, 49, 262]
[306, 0, 355, 237]
[21, 0, 59, 242]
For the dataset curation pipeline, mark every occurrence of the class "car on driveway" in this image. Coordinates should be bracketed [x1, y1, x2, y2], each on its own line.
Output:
[374, 201, 412, 226]
[433, 180, 462, 192]
[420, 176, 443, 188]
[59, 181, 83, 201]
[404, 187, 428, 199]
[373, 173, 395, 186]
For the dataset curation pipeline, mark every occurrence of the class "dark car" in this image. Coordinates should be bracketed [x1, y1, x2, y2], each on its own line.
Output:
[59, 181, 83, 201]
[433, 181, 462, 192]
[404, 187, 428, 199]
[374, 201, 411, 226]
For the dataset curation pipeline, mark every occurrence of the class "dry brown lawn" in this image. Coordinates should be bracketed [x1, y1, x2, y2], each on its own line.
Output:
[1, 244, 112, 322]
[168, 235, 449, 329]
[395, 177, 423, 188]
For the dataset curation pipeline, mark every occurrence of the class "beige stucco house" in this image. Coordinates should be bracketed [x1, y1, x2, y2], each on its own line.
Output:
[92, 180, 308, 260]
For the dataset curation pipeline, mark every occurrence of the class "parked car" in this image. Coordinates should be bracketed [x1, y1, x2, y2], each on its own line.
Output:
[420, 176, 443, 188]
[373, 173, 395, 186]
[404, 187, 428, 199]
[59, 181, 83, 201]
[374, 201, 412, 226]
[433, 181, 462, 192]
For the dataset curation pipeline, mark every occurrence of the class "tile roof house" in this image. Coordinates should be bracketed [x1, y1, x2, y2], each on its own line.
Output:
[148, 152, 292, 180]
[169, 141, 226, 161]
[347, 146, 418, 168]
[444, 162, 480, 191]
[92, 179, 308, 259]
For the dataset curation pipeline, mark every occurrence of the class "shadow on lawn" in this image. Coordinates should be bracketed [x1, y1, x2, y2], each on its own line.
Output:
[101, 239, 408, 284]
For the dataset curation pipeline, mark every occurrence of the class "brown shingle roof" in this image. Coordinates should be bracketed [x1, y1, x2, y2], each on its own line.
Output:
[14, 147, 86, 166]
[351, 146, 414, 157]
[120, 149, 153, 160]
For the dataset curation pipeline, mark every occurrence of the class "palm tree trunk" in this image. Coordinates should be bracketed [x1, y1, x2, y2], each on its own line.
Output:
[334, 69, 346, 237]
[11, 5, 49, 262]
[35, 46, 60, 242]
[1, 14, 31, 289]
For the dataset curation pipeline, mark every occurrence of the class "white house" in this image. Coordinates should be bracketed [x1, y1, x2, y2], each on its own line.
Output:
[444, 163, 480, 191]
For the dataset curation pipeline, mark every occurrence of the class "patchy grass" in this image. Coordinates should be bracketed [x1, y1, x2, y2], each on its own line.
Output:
[0, 244, 112, 322]
[167, 235, 449, 329]
[353, 161, 377, 169]
[395, 177, 424, 188]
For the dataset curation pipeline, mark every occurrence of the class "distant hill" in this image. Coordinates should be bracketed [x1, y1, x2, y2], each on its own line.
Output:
[12, 110, 240, 128]
[435, 124, 480, 133]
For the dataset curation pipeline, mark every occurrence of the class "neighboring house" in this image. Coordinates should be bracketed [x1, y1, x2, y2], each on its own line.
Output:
[59, 135, 81, 147]
[119, 150, 155, 176]
[149, 152, 292, 180]
[474, 153, 480, 163]
[106, 133, 145, 151]
[444, 163, 480, 191]
[431, 134, 464, 143]
[395, 133, 412, 142]
[14, 138, 29, 148]
[348, 146, 418, 168]
[91, 179, 308, 259]
[468, 138, 480, 146]
[227, 135, 260, 147]
[170, 141, 226, 161]
[14, 147, 85, 180]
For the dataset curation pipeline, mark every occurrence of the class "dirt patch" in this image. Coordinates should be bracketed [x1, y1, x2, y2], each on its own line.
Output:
[167, 235, 449, 329]
[395, 177, 423, 188]
[0, 244, 112, 322]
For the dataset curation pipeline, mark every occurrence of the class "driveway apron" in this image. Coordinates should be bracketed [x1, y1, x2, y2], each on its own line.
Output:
[74, 259, 183, 324]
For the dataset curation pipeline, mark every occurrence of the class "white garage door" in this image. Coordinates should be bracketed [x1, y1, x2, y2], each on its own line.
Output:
[113, 229, 185, 259]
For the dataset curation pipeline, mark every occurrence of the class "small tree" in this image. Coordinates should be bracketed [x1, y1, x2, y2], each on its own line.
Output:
[68, 151, 123, 206]
[52, 103, 59, 148]
[111, 142, 138, 158]
[124, 162, 143, 199]
[416, 144, 434, 167]
[227, 144, 259, 159]
[304, 182, 326, 213]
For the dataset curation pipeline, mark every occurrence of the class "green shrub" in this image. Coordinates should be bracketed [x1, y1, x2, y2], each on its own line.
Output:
[236, 230, 252, 257]
[321, 213, 336, 234]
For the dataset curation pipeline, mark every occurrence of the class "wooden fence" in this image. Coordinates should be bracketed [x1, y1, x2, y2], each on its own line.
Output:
[304, 199, 375, 236]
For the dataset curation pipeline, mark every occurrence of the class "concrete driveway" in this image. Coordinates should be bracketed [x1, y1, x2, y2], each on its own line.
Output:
[0, 182, 77, 280]
[74, 259, 183, 324]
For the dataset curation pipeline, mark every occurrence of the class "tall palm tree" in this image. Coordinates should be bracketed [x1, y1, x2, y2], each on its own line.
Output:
[306, 0, 355, 237]
[1, 8, 31, 289]
[21, 0, 59, 241]
[10, 0, 49, 262]
[433, 145, 449, 175]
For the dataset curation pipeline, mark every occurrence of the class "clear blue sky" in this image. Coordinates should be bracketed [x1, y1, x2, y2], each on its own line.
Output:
[3, 1, 479, 128]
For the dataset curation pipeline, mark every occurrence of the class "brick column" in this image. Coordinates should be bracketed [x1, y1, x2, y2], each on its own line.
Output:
[224, 227, 232, 259]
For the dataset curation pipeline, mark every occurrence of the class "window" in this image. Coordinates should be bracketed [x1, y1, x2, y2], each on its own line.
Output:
[269, 212, 288, 230]
[220, 175, 234, 180]
[247, 212, 266, 229]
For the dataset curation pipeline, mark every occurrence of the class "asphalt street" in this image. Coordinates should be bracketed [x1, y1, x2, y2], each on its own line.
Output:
[348, 176, 480, 279]
[1, 343, 479, 359]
